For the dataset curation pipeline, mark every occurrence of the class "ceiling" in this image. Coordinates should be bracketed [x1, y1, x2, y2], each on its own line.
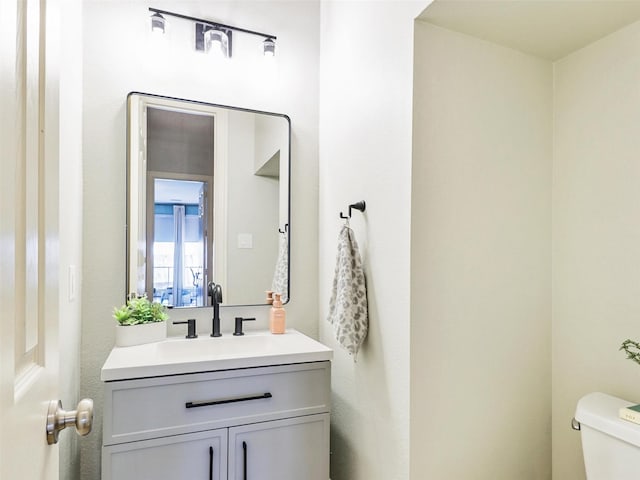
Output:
[418, 1, 640, 61]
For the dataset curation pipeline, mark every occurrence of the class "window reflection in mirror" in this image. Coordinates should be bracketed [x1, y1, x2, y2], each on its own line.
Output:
[151, 179, 209, 307]
[127, 93, 290, 307]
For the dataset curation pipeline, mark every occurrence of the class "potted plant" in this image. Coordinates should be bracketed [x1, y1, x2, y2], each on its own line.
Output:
[113, 294, 169, 347]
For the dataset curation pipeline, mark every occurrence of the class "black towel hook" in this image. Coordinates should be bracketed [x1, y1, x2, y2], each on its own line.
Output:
[339, 201, 366, 219]
[278, 223, 289, 234]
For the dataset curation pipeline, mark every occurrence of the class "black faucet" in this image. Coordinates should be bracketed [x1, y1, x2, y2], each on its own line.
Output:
[208, 281, 223, 337]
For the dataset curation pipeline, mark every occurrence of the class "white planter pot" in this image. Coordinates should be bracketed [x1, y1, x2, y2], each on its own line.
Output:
[115, 321, 166, 347]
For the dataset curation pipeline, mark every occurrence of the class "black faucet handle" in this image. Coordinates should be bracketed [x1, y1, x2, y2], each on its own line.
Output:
[207, 282, 223, 303]
[173, 319, 198, 339]
[233, 317, 256, 336]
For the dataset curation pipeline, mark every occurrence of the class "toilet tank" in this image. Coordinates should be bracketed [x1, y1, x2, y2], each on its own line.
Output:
[575, 392, 640, 479]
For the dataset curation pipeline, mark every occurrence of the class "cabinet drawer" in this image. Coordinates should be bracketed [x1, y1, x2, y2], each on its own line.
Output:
[103, 362, 330, 445]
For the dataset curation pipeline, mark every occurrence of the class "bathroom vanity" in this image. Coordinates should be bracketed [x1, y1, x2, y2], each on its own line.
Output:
[101, 330, 332, 480]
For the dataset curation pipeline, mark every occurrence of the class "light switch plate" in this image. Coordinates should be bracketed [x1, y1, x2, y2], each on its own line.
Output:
[237, 233, 253, 249]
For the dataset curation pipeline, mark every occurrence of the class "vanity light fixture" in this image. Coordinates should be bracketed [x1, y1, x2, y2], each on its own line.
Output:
[148, 7, 277, 59]
[263, 37, 276, 57]
[150, 11, 166, 34]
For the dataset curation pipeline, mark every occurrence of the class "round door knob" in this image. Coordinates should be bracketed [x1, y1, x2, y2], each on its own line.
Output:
[46, 398, 94, 445]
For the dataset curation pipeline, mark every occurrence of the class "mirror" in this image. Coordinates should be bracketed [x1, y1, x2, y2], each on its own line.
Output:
[127, 93, 290, 307]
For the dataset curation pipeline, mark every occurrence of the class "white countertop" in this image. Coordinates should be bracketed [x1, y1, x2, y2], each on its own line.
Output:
[101, 329, 333, 381]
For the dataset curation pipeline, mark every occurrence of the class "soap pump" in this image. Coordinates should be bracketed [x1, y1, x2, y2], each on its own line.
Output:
[270, 293, 286, 334]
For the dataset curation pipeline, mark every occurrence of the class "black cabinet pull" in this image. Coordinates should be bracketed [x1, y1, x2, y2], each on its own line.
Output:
[185, 392, 272, 409]
[209, 446, 213, 480]
[242, 441, 248, 480]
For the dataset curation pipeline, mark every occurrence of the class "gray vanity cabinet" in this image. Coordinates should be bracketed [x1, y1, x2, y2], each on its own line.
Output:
[101, 361, 331, 480]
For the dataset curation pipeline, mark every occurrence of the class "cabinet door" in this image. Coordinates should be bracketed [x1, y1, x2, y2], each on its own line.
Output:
[102, 429, 227, 480]
[228, 414, 329, 480]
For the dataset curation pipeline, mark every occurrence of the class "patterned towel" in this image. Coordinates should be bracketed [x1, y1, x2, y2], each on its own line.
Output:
[327, 224, 368, 358]
[271, 231, 288, 302]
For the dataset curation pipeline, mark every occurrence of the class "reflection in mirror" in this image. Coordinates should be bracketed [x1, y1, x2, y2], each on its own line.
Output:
[127, 93, 290, 307]
[150, 178, 209, 307]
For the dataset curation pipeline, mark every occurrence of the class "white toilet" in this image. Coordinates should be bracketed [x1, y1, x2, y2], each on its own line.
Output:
[575, 392, 640, 479]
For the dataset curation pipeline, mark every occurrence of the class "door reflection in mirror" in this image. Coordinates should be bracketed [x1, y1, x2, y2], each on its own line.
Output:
[145, 103, 214, 308]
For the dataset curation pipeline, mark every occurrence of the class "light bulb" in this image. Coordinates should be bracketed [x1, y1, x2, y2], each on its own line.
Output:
[150, 12, 165, 34]
[204, 28, 230, 58]
[263, 38, 276, 57]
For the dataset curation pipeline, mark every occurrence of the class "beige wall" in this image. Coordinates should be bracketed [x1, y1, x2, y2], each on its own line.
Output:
[411, 14, 640, 480]
[411, 22, 552, 479]
[552, 19, 640, 480]
[81, 2, 319, 478]
[318, 2, 425, 479]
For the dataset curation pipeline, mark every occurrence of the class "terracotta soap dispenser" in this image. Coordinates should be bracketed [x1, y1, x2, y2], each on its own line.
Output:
[270, 293, 286, 334]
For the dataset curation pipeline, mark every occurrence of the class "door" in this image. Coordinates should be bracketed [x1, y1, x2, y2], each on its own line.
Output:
[228, 414, 330, 480]
[131, 95, 226, 307]
[198, 181, 209, 306]
[0, 0, 78, 478]
[104, 428, 228, 480]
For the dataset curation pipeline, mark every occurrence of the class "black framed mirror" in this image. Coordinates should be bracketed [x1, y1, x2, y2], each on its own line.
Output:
[126, 92, 290, 307]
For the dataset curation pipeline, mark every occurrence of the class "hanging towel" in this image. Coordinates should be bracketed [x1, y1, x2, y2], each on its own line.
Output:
[271, 231, 289, 302]
[327, 224, 368, 358]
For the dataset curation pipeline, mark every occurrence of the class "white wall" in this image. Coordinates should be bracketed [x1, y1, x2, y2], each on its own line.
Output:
[81, 2, 319, 478]
[318, 2, 425, 479]
[254, 114, 283, 173]
[552, 20, 640, 480]
[411, 22, 552, 479]
[79, 3, 640, 479]
[226, 111, 279, 304]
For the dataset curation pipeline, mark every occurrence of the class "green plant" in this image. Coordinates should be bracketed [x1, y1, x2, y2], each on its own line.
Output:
[620, 339, 640, 366]
[113, 295, 168, 326]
